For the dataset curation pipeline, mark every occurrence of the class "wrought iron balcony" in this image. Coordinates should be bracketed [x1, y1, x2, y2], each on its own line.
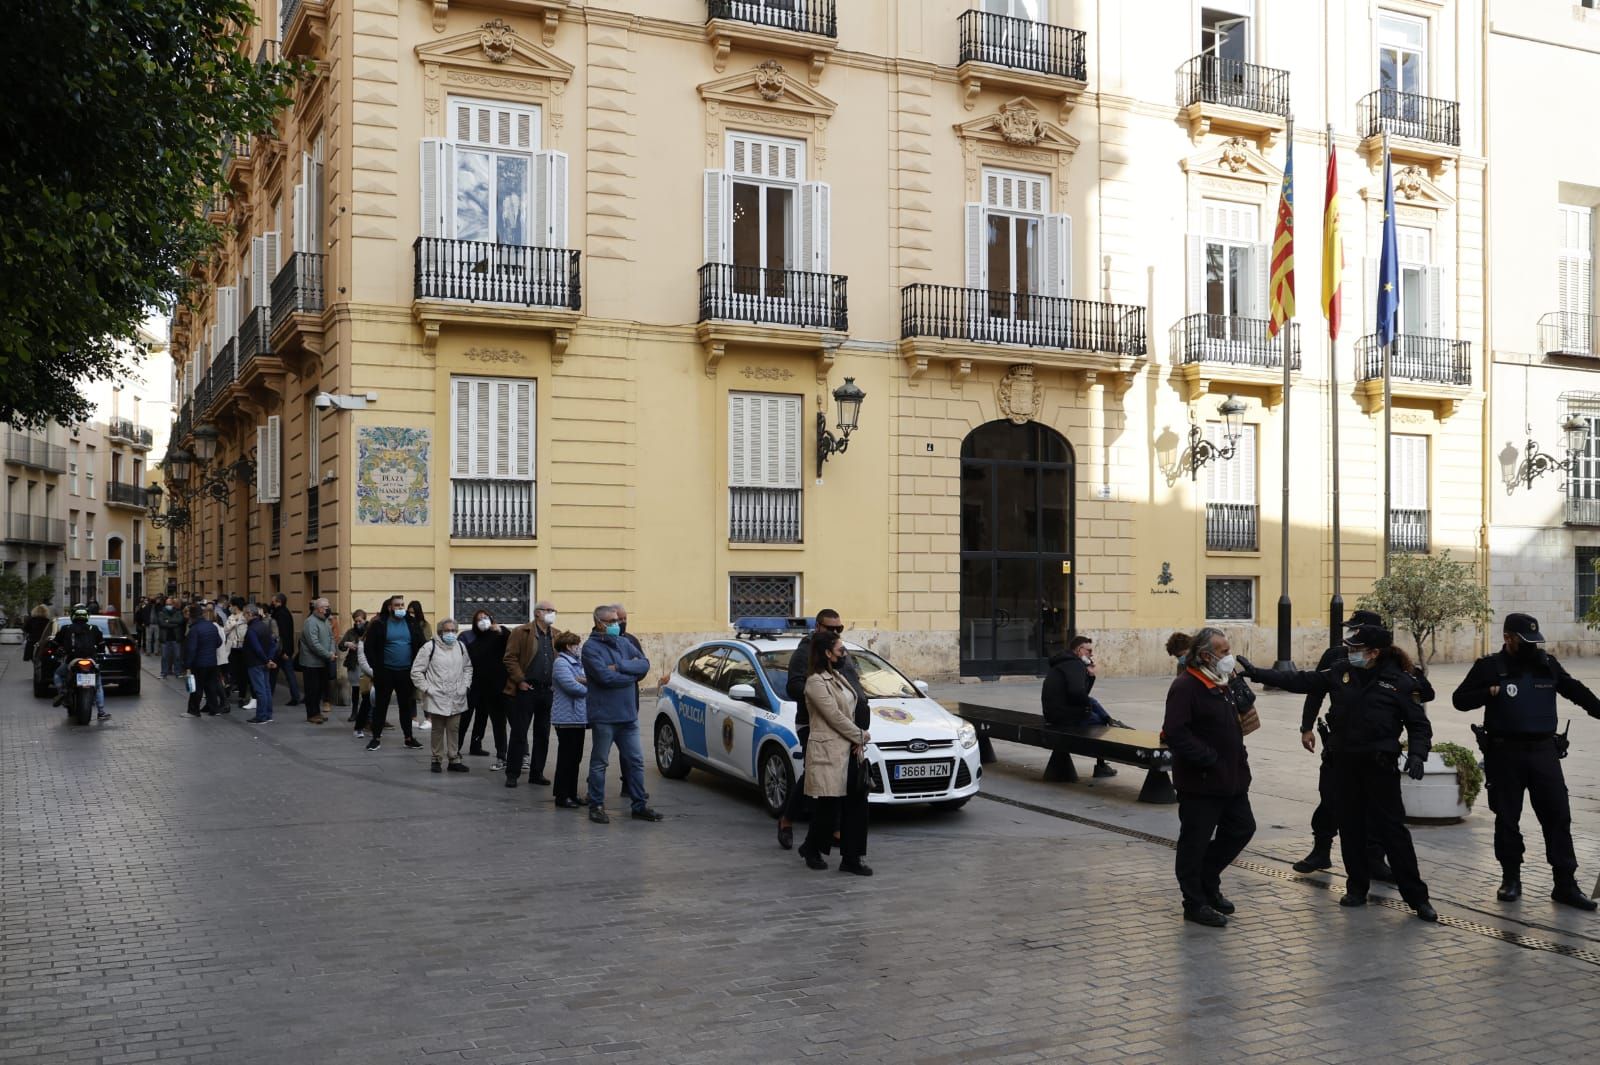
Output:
[958, 10, 1086, 81]
[729, 486, 802, 544]
[107, 481, 150, 510]
[194, 370, 213, 415]
[238, 305, 272, 366]
[1389, 508, 1429, 554]
[5, 514, 66, 547]
[1541, 311, 1598, 357]
[4, 433, 67, 473]
[1356, 334, 1471, 386]
[212, 336, 238, 392]
[107, 418, 138, 444]
[706, 0, 836, 37]
[699, 264, 846, 331]
[1206, 502, 1259, 552]
[415, 238, 581, 309]
[901, 284, 1147, 356]
[1360, 89, 1460, 147]
[271, 252, 325, 325]
[452, 479, 536, 540]
[174, 401, 192, 443]
[1177, 55, 1290, 117]
[1174, 314, 1301, 369]
[1567, 496, 1600, 527]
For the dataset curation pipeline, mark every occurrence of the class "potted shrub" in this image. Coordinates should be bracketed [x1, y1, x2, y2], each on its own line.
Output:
[1400, 740, 1484, 823]
[0, 572, 25, 645]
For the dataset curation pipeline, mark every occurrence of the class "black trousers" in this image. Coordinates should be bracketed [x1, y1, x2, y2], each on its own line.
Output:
[350, 681, 372, 729]
[1483, 737, 1577, 875]
[1310, 758, 1389, 867]
[301, 664, 329, 719]
[371, 666, 416, 740]
[553, 725, 588, 802]
[801, 789, 869, 862]
[1329, 751, 1429, 904]
[1174, 791, 1256, 909]
[460, 685, 508, 757]
[187, 665, 228, 715]
[506, 687, 552, 782]
[781, 725, 810, 822]
[232, 658, 251, 703]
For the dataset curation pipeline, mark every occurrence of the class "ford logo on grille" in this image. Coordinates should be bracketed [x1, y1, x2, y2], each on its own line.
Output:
[908, 739, 929, 753]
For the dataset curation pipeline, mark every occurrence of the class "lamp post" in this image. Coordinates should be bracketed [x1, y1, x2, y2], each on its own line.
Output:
[1186, 395, 1248, 479]
[149, 431, 254, 595]
[817, 376, 866, 477]
[1515, 414, 1591, 491]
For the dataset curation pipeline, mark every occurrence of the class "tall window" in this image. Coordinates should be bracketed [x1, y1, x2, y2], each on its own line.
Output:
[1204, 423, 1258, 551]
[68, 459, 78, 496]
[1577, 547, 1600, 620]
[1191, 199, 1265, 332]
[728, 392, 802, 544]
[1371, 226, 1441, 337]
[1558, 204, 1595, 352]
[69, 514, 78, 559]
[451, 99, 537, 245]
[1390, 434, 1429, 553]
[451, 376, 536, 539]
[1378, 12, 1425, 96]
[704, 132, 831, 303]
[86, 514, 95, 561]
[966, 168, 1070, 318]
[1200, 4, 1251, 63]
[84, 447, 95, 499]
[1564, 404, 1600, 525]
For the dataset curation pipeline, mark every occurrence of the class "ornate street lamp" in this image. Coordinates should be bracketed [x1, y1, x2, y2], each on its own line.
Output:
[1187, 394, 1248, 480]
[191, 423, 220, 462]
[1516, 413, 1592, 491]
[817, 376, 867, 477]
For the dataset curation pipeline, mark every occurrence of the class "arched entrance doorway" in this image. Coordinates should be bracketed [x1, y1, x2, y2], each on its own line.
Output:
[959, 420, 1075, 676]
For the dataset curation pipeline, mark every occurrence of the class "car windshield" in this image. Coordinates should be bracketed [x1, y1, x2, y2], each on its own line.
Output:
[55, 617, 127, 637]
[755, 648, 918, 700]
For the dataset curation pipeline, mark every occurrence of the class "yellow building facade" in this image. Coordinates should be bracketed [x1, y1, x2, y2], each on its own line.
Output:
[168, 0, 1488, 677]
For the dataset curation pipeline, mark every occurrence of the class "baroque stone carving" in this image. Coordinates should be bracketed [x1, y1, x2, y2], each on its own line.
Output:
[995, 100, 1045, 145]
[480, 19, 515, 63]
[740, 366, 793, 381]
[997, 364, 1039, 424]
[1396, 165, 1426, 201]
[1218, 137, 1251, 173]
[464, 347, 526, 364]
[723, 106, 810, 130]
[754, 59, 787, 102]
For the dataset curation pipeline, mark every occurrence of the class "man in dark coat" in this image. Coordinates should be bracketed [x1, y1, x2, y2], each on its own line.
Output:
[268, 593, 303, 706]
[1041, 635, 1123, 778]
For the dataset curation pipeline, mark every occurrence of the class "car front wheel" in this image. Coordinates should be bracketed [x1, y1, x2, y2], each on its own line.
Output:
[654, 717, 692, 780]
[758, 744, 794, 819]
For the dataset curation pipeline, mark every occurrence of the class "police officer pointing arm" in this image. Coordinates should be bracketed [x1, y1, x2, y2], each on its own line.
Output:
[1451, 612, 1600, 911]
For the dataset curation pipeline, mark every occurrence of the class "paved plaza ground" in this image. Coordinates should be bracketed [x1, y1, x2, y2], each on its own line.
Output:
[5, 650, 1600, 1064]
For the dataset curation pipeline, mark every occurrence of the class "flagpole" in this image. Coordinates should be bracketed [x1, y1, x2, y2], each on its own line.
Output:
[1382, 132, 1393, 576]
[1327, 123, 1344, 645]
[1275, 114, 1295, 672]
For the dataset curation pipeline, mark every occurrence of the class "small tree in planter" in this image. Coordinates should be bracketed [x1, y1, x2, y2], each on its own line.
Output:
[0, 571, 26, 630]
[1359, 550, 1491, 668]
[1400, 739, 1484, 822]
[24, 574, 54, 612]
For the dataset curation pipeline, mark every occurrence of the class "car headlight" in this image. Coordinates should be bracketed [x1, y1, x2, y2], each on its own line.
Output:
[957, 722, 978, 750]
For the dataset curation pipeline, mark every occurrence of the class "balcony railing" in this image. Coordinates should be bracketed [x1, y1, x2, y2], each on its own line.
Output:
[699, 264, 847, 331]
[4, 514, 66, 547]
[1177, 55, 1290, 117]
[730, 486, 802, 544]
[306, 484, 319, 544]
[1389, 508, 1429, 554]
[5, 433, 68, 472]
[414, 238, 581, 309]
[901, 284, 1147, 356]
[1356, 334, 1471, 385]
[212, 336, 238, 391]
[1173, 314, 1301, 369]
[271, 252, 325, 326]
[239, 305, 272, 366]
[195, 370, 213, 414]
[1541, 311, 1598, 357]
[280, 0, 303, 39]
[1206, 502, 1259, 552]
[1360, 89, 1460, 147]
[107, 481, 149, 509]
[174, 401, 192, 443]
[1567, 496, 1600, 527]
[108, 417, 137, 443]
[452, 478, 536, 539]
[706, 0, 836, 37]
[958, 10, 1086, 81]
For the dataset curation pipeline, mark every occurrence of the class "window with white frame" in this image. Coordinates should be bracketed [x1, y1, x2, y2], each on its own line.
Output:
[1557, 204, 1595, 352]
[984, 0, 1044, 19]
[419, 98, 568, 250]
[292, 134, 325, 258]
[1205, 576, 1254, 621]
[1378, 12, 1426, 96]
[704, 132, 830, 295]
[728, 392, 803, 544]
[729, 574, 799, 624]
[68, 513, 78, 559]
[84, 447, 95, 499]
[1204, 422, 1258, 551]
[68, 459, 78, 496]
[1189, 199, 1266, 333]
[1564, 398, 1600, 524]
[451, 376, 536, 539]
[453, 571, 534, 627]
[1389, 433, 1429, 553]
[1369, 226, 1442, 338]
[1200, 3, 1251, 63]
[966, 167, 1070, 316]
[86, 514, 95, 561]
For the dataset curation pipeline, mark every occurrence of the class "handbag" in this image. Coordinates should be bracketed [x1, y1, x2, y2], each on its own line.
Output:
[1238, 707, 1261, 736]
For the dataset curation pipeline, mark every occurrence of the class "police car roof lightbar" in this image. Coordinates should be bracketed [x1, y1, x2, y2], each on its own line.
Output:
[733, 616, 816, 639]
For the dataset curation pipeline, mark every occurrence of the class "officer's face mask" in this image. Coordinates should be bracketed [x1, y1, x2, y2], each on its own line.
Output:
[1348, 649, 1375, 669]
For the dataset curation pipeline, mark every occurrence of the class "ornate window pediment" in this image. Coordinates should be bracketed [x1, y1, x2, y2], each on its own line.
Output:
[416, 19, 573, 140]
[1179, 136, 1283, 191]
[698, 61, 836, 170]
[1358, 165, 1454, 213]
[954, 99, 1080, 209]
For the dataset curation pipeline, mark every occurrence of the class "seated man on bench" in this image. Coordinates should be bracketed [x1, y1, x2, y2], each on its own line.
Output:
[1042, 635, 1128, 778]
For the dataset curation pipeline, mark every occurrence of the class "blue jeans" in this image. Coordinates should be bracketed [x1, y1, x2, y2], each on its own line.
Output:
[1087, 697, 1112, 726]
[248, 665, 275, 720]
[161, 639, 182, 677]
[587, 719, 648, 813]
[54, 660, 105, 710]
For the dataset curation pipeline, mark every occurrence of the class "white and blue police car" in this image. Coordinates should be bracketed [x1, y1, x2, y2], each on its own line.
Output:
[652, 618, 982, 817]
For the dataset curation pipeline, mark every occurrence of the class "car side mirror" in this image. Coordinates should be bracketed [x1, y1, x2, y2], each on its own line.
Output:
[728, 683, 759, 703]
[914, 680, 931, 695]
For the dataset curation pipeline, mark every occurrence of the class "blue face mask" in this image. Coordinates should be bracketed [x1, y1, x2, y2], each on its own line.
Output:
[440, 632, 458, 645]
[393, 608, 406, 618]
[604, 622, 621, 637]
[1348, 651, 1374, 670]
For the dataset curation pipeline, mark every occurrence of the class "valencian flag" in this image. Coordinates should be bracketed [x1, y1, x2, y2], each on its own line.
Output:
[1268, 136, 1295, 338]
[1375, 143, 1400, 346]
[1322, 139, 1342, 340]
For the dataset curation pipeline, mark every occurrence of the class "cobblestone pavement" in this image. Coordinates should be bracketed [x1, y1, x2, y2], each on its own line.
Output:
[5, 653, 1600, 1065]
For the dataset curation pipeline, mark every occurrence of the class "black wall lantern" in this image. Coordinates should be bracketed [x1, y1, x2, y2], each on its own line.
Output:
[1187, 394, 1248, 481]
[817, 376, 866, 477]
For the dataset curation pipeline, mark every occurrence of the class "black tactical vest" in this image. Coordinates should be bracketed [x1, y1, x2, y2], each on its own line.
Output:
[1485, 666, 1559, 735]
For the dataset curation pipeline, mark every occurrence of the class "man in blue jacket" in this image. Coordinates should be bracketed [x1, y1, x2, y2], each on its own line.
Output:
[581, 603, 663, 824]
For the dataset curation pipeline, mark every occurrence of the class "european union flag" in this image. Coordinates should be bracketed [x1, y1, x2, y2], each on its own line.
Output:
[1375, 144, 1400, 347]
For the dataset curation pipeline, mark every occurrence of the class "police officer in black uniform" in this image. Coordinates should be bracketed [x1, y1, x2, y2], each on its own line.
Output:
[1243, 625, 1439, 922]
[1451, 612, 1600, 911]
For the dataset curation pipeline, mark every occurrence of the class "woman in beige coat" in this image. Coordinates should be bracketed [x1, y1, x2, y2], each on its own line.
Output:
[410, 617, 473, 773]
[798, 630, 873, 874]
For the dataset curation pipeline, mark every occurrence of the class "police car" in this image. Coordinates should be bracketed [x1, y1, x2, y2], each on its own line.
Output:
[653, 618, 981, 816]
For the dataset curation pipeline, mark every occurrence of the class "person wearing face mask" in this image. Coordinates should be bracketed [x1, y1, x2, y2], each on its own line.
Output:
[581, 604, 662, 823]
[1452, 612, 1600, 911]
[1041, 635, 1129, 779]
[361, 594, 426, 751]
[297, 598, 337, 724]
[340, 610, 372, 734]
[460, 609, 510, 766]
[411, 617, 473, 773]
[797, 629, 873, 874]
[501, 600, 560, 787]
[550, 631, 589, 808]
[1161, 627, 1256, 926]
[1242, 625, 1438, 922]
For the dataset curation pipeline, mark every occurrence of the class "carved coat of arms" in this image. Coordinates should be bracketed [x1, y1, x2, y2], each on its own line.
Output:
[997, 364, 1039, 424]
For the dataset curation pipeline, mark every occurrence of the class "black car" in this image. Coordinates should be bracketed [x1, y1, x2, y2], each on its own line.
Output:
[33, 616, 142, 698]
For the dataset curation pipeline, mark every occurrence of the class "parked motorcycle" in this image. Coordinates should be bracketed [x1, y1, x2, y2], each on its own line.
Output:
[64, 656, 100, 726]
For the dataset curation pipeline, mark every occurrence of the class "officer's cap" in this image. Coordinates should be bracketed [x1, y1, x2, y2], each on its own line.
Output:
[1344, 609, 1383, 629]
[1504, 612, 1545, 644]
[1344, 624, 1393, 650]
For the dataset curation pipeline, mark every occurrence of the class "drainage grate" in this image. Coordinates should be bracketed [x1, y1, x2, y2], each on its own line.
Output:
[978, 791, 1600, 967]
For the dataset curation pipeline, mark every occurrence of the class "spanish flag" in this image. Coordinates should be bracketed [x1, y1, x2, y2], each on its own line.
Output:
[1322, 138, 1342, 340]
[1268, 136, 1295, 338]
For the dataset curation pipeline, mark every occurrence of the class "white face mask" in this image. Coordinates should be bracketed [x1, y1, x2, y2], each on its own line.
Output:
[476, 618, 491, 631]
[541, 611, 557, 627]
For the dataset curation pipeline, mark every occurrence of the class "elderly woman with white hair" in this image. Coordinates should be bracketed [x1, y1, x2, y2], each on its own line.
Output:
[411, 617, 474, 773]
[297, 597, 338, 724]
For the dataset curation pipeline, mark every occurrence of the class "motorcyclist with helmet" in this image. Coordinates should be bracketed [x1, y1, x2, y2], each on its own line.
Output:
[53, 604, 108, 720]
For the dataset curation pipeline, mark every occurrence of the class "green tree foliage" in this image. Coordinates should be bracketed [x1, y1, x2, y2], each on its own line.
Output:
[26, 574, 56, 609]
[0, 572, 25, 626]
[1358, 550, 1491, 666]
[0, 1, 296, 428]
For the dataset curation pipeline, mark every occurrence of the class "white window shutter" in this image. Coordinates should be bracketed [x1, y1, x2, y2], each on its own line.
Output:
[264, 416, 282, 503]
[532, 150, 569, 248]
[472, 379, 491, 477]
[778, 394, 801, 489]
[1427, 265, 1445, 337]
[420, 138, 454, 239]
[301, 152, 316, 249]
[262, 232, 280, 303]
[965, 204, 987, 290]
[1238, 425, 1257, 505]
[512, 380, 534, 478]
[217, 286, 237, 340]
[250, 239, 267, 309]
[728, 394, 748, 487]
[293, 182, 307, 254]
[1253, 242, 1271, 319]
[797, 182, 831, 274]
[1188, 235, 1206, 315]
[704, 170, 731, 264]
[1043, 213, 1071, 299]
[451, 378, 472, 477]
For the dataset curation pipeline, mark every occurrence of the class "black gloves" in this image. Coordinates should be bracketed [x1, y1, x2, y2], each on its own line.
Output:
[1235, 656, 1256, 678]
[1404, 753, 1427, 780]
